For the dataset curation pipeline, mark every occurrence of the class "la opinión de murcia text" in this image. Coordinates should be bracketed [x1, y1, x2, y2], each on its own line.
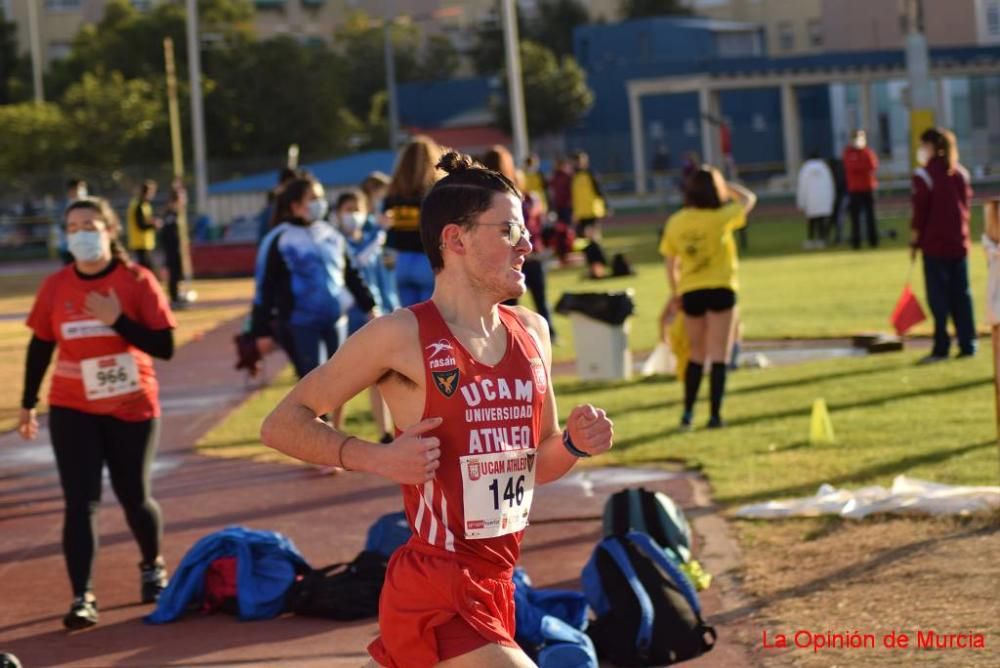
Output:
[760, 629, 987, 653]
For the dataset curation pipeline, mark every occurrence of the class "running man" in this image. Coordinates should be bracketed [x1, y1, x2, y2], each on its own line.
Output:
[261, 152, 614, 667]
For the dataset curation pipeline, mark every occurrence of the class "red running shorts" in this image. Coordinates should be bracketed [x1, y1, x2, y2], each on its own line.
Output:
[367, 544, 518, 667]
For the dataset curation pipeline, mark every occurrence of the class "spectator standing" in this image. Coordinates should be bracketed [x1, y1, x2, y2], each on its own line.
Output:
[548, 158, 575, 262]
[384, 136, 444, 306]
[796, 152, 836, 249]
[159, 186, 185, 307]
[571, 151, 611, 278]
[251, 176, 377, 379]
[334, 189, 395, 442]
[910, 127, 976, 363]
[660, 167, 757, 429]
[842, 130, 880, 249]
[127, 180, 160, 271]
[19, 198, 176, 629]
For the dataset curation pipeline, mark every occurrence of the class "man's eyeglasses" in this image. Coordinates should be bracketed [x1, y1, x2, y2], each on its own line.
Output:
[474, 221, 530, 247]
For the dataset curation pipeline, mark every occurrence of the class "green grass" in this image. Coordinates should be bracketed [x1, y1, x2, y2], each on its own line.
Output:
[199, 348, 998, 502]
[198, 207, 997, 498]
[543, 209, 989, 362]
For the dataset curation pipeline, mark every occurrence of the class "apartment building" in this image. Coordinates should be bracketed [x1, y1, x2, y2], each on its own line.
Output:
[689, 0, 825, 55]
[820, 0, 1000, 51]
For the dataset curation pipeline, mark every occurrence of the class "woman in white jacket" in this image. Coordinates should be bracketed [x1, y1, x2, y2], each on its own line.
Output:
[796, 153, 835, 249]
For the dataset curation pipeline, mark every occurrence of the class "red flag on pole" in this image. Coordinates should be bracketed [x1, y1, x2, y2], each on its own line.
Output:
[890, 284, 927, 335]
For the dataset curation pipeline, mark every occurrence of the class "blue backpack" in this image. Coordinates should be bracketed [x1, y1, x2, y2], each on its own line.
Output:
[364, 511, 411, 558]
[582, 531, 716, 666]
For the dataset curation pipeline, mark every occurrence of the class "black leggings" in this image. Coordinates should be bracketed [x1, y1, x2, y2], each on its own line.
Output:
[49, 406, 163, 597]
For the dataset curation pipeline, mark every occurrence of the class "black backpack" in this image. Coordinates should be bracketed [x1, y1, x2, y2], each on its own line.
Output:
[582, 532, 716, 666]
[286, 549, 387, 620]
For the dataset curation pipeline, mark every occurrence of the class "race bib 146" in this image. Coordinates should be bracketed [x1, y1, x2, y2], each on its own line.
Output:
[460, 448, 536, 539]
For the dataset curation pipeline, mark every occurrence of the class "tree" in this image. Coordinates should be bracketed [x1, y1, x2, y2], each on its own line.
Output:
[619, 0, 692, 19]
[418, 34, 461, 81]
[60, 70, 165, 168]
[470, 8, 526, 76]
[0, 7, 23, 104]
[334, 11, 424, 121]
[46, 0, 253, 100]
[529, 0, 590, 59]
[203, 36, 357, 160]
[495, 41, 593, 137]
[0, 103, 73, 176]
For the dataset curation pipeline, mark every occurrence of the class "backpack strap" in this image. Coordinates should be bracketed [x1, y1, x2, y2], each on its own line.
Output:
[602, 538, 655, 657]
[626, 531, 703, 617]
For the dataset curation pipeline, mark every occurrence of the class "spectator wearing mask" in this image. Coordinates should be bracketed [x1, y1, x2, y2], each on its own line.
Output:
[251, 176, 376, 379]
[910, 127, 976, 363]
[842, 130, 880, 249]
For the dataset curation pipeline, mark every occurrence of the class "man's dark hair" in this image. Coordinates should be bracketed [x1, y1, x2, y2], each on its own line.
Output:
[66, 178, 85, 190]
[420, 152, 521, 272]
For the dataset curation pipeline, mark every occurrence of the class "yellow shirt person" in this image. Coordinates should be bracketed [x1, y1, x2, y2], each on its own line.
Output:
[659, 201, 746, 294]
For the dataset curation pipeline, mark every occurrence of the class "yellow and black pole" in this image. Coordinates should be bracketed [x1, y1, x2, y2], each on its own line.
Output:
[163, 37, 194, 288]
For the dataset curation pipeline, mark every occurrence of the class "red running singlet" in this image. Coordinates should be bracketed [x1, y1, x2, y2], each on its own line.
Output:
[368, 300, 549, 667]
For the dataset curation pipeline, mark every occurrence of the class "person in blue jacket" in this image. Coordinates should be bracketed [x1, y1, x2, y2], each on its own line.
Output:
[251, 176, 376, 379]
[332, 189, 396, 442]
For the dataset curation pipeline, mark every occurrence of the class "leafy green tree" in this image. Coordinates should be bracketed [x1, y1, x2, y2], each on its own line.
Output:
[0, 8, 23, 104]
[203, 36, 356, 160]
[46, 0, 252, 100]
[418, 34, 461, 81]
[471, 8, 524, 76]
[0, 103, 73, 176]
[619, 0, 692, 19]
[530, 0, 589, 59]
[495, 41, 593, 137]
[60, 70, 165, 168]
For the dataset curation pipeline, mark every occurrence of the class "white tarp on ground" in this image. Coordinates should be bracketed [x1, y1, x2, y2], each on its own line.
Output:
[734, 475, 1000, 519]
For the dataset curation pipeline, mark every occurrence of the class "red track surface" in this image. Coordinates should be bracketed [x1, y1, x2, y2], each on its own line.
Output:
[0, 317, 754, 667]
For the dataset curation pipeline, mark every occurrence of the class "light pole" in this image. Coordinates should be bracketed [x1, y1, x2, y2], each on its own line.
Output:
[500, 0, 529, 165]
[26, 0, 44, 102]
[905, 0, 935, 163]
[383, 2, 401, 151]
[185, 0, 209, 218]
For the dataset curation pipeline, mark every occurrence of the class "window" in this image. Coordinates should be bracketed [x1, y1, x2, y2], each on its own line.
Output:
[988, 1, 1000, 35]
[44, 0, 81, 11]
[777, 21, 794, 51]
[807, 19, 823, 47]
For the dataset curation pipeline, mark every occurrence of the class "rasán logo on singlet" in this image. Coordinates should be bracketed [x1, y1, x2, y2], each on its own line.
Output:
[433, 369, 460, 398]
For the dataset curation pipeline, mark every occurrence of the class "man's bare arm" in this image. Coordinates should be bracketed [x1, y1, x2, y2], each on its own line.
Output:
[512, 307, 613, 484]
[260, 311, 441, 484]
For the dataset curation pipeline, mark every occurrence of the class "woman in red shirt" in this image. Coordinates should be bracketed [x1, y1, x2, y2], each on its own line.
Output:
[18, 198, 177, 630]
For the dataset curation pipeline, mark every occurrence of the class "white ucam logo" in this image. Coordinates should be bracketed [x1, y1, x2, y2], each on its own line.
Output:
[425, 339, 454, 359]
[460, 377, 533, 407]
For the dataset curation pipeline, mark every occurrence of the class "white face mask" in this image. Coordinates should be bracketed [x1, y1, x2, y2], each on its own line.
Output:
[853, 137, 867, 149]
[916, 146, 932, 166]
[339, 211, 366, 234]
[307, 198, 328, 222]
[67, 230, 107, 262]
[75, 188, 88, 200]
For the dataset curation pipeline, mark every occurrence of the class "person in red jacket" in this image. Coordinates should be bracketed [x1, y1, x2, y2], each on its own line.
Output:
[910, 127, 976, 363]
[842, 129, 880, 249]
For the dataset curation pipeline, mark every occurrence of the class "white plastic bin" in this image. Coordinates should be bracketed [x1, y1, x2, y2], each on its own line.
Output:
[569, 313, 632, 380]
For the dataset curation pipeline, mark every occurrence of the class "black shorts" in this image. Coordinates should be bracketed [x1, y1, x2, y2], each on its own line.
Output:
[681, 288, 736, 317]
